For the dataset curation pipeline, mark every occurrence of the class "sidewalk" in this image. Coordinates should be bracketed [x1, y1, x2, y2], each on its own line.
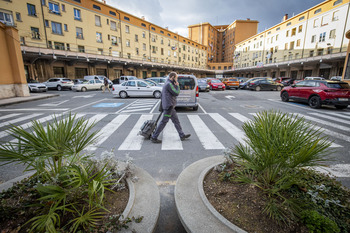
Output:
[0, 93, 59, 107]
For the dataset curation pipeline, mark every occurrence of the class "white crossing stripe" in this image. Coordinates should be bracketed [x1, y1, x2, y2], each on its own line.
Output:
[0, 113, 21, 121]
[299, 114, 350, 132]
[87, 114, 130, 151]
[126, 105, 155, 109]
[118, 115, 153, 150]
[188, 115, 225, 150]
[229, 113, 251, 123]
[309, 112, 350, 125]
[162, 121, 183, 150]
[86, 114, 108, 126]
[316, 111, 350, 121]
[0, 113, 42, 128]
[209, 113, 246, 144]
[121, 108, 153, 113]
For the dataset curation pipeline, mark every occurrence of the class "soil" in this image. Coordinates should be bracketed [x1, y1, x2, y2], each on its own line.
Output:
[203, 167, 308, 233]
[0, 185, 129, 233]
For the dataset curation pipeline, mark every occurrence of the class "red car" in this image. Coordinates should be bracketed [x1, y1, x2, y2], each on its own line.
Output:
[280, 80, 350, 109]
[207, 79, 225, 91]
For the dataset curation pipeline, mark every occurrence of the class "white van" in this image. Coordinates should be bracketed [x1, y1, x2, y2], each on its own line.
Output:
[84, 75, 112, 87]
[120, 76, 138, 83]
[176, 74, 199, 111]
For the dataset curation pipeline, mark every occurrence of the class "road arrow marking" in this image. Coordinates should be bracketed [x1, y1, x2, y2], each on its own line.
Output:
[72, 95, 95, 98]
[225, 95, 235, 100]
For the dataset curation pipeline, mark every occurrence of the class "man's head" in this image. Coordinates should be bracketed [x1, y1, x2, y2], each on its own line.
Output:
[169, 72, 178, 81]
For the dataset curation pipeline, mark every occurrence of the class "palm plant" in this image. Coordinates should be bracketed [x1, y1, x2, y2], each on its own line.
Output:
[227, 110, 333, 223]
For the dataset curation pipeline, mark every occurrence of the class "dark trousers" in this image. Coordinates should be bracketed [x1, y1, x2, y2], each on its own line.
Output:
[152, 107, 185, 139]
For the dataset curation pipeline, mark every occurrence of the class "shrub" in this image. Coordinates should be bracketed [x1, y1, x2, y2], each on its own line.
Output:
[301, 210, 340, 233]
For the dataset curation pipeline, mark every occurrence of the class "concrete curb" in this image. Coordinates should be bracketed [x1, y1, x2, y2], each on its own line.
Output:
[175, 155, 246, 233]
[0, 163, 160, 233]
[0, 93, 59, 107]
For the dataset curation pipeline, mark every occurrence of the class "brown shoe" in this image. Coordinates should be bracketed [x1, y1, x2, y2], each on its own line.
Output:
[151, 138, 162, 143]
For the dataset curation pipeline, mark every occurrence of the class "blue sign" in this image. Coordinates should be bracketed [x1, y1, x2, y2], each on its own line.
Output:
[93, 103, 124, 108]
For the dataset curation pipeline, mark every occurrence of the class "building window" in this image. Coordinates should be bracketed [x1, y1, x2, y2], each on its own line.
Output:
[110, 21, 117, 31]
[286, 30, 289, 37]
[95, 15, 101, 26]
[314, 8, 322, 14]
[27, 3, 37, 16]
[111, 36, 117, 45]
[310, 50, 314, 57]
[126, 39, 130, 47]
[286, 22, 291, 26]
[45, 20, 49, 27]
[334, 0, 342, 5]
[143, 43, 146, 50]
[161, 48, 164, 55]
[136, 47, 139, 55]
[314, 18, 319, 27]
[319, 32, 326, 42]
[142, 31, 146, 38]
[297, 39, 301, 47]
[284, 43, 288, 50]
[96, 32, 102, 43]
[311, 35, 316, 43]
[78, 45, 85, 52]
[51, 22, 62, 35]
[54, 42, 65, 50]
[0, 11, 14, 26]
[329, 29, 336, 39]
[109, 11, 116, 16]
[317, 49, 324, 56]
[49, 2, 60, 15]
[125, 25, 130, 33]
[141, 23, 146, 27]
[61, 4, 65, 12]
[299, 16, 305, 21]
[135, 34, 138, 42]
[76, 27, 83, 39]
[93, 4, 101, 10]
[291, 28, 296, 36]
[15, 12, 21, 21]
[333, 11, 339, 21]
[74, 9, 81, 20]
[124, 16, 130, 21]
[64, 24, 68, 32]
[298, 25, 303, 33]
[161, 38, 163, 44]
[31, 27, 40, 39]
[98, 48, 103, 55]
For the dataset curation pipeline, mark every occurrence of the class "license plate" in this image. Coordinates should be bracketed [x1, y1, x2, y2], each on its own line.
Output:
[338, 98, 349, 101]
[218, 85, 222, 88]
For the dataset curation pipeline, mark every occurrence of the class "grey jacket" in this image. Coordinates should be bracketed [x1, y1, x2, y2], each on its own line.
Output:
[161, 79, 180, 110]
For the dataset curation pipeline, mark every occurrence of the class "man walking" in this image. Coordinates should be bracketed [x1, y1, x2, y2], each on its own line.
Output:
[151, 72, 191, 143]
[102, 77, 111, 93]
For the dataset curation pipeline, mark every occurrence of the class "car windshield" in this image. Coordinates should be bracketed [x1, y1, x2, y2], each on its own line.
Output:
[326, 83, 350, 89]
[211, 80, 221, 83]
[229, 79, 238, 81]
[63, 79, 72, 82]
[82, 81, 89, 84]
[178, 77, 195, 90]
[144, 80, 156, 86]
[198, 80, 206, 83]
[128, 77, 137, 80]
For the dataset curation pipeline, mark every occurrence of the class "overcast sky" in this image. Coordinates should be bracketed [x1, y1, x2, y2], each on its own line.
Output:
[105, 0, 324, 38]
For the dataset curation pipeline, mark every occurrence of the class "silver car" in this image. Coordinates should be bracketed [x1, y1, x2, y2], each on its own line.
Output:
[28, 80, 48, 92]
[72, 79, 104, 92]
[44, 78, 74, 91]
[112, 80, 162, 98]
[176, 74, 199, 111]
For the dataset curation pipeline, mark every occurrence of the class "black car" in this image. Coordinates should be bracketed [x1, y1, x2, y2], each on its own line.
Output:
[248, 79, 283, 91]
[197, 79, 210, 92]
[239, 77, 271, 89]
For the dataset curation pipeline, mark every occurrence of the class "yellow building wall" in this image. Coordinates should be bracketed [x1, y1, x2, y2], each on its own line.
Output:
[342, 30, 350, 83]
[0, 23, 29, 98]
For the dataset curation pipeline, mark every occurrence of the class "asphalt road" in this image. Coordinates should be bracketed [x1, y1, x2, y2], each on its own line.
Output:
[0, 88, 349, 232]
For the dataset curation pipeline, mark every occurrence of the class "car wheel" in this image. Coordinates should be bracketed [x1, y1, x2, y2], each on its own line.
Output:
[153, 91, 161, 99]
[276, 86, 282, 91]
[255, 86, 261, 91]
[119, 91, 127, 99]
[81, 87, 87, 92]
[281, 91, 289, 102]
[308, 96, 321, 109]
[335, 105, 348, 109]
[193, 106, 198, 111]
[57, 85, 62, 91]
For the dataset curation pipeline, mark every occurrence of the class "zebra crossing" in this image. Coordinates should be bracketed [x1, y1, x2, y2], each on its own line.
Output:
[116, 99, 160, 114]
[0, 111, 349, 151]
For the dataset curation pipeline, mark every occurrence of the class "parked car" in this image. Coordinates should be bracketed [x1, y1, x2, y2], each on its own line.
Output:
[112, 79, 162, 98]
[222, 78, 240, 90]
[84, 75, 112, 87]
[239, 77, 272, 89]
[237, 77, 249, 83]
[207, 79, 225, 91]
[119, 76, 138, 84]
[281, 78, 297, 86]
[176, 74, 199, 111]
[144, 79, 160, 86]
[274, 77, 290, 83]
[248, 79, 283, 91]
[330, 76, 342, 81]
[280, 80, 350, 109]
[72, 79, 104, 92]
[44, 78, 74, 91]
[197, 79, 210, 92]
[73, 79, 84, 84]
[304, 77, 325, 80]
[27, 80, 48, 92]
[147, 77, 167, 86]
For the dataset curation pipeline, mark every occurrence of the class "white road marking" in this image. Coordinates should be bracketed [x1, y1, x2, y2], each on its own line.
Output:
[225, 95, 235, 100]
[115, 100, 138, 114]
[229, 113, 251, 123]
[162, 121, 183, 150]
[39, 100, 69, 106]
[86, 114, 108, 127]
[118, 115, 153, 150]
[86, 114, 129, 151]
[0, 113, 21, 120]
[188, 115, 225, 150]
[309, 112, 350, 125]
[121, 108, 153, 113]
[0, 113, 43, 128]
[198, 103, 207, 114]
[0, 108, 70, 111]
[209, 113, 246, 144]
[298, 114, 350, 132]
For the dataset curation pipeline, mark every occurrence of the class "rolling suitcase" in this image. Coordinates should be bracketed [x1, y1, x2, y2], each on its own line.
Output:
[139, 111, 163, 139]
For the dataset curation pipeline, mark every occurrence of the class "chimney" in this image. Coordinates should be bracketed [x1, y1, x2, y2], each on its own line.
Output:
[283, 14, 288, 21]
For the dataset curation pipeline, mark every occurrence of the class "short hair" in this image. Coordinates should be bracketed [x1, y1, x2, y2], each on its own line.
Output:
[169, 72, 177, 79]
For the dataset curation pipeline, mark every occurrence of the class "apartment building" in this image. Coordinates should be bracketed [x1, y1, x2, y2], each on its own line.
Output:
[0, 0, 209, 81]
[230, 0, 350, 79]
